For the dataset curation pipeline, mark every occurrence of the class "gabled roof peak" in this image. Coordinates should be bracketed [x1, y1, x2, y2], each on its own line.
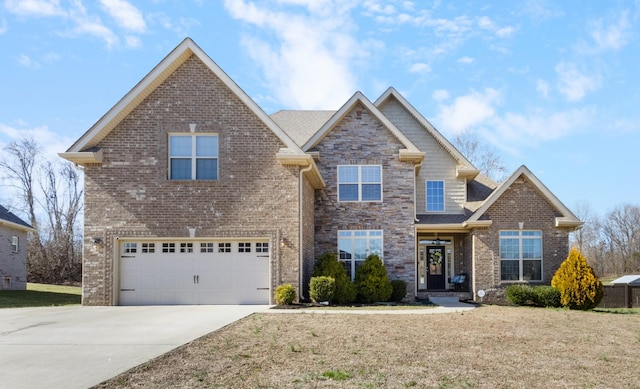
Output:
[467, 165, 583, 229]
[301, 91, 422, 156]
[62, 37, 303, 160]
[374, 87, 478, 172]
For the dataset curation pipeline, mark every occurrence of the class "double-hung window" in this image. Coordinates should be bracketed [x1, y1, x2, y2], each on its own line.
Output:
[11, 236, 18, 253]
[338, 165, 382, 202]
[169, 134, 218, 180]
[500, 230, 542, 281]
[426, 180, 445, 212]
[338, 230, 383, 280]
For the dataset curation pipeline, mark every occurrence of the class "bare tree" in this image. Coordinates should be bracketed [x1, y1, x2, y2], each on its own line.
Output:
[453, 131, 509, 182]
[0, 137, 83, 284]
[602, 204, 640, 274]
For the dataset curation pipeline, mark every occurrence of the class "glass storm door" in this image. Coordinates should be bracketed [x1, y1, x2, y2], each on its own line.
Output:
[427, 246, 446, 290]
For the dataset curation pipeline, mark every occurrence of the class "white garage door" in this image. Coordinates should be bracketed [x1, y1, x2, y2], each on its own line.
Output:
[118, 239, 270, 305]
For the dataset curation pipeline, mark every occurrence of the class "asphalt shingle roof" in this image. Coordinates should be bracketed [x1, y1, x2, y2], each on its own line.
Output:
[271, 110, 336, 147]
[0, 205, 33, 230]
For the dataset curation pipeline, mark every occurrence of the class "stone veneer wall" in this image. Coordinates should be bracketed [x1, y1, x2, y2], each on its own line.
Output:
[471, 175, 571, 303]
[312, 103, 418, 299]
[81, 55, 302, 305]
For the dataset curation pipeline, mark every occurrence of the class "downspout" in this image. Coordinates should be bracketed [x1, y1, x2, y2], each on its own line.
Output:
[413, 159, 423, 299]
[299, 163, 314, 301]
[413, 160, 423, 223]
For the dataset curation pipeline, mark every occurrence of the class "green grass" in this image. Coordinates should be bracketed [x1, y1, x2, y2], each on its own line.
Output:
[0, 283, 81, 308]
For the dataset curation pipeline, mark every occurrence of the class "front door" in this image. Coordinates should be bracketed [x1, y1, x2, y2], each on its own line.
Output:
[426, 246, 445, 290]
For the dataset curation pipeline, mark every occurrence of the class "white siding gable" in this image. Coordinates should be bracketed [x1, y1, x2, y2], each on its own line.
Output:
[379, 99, 466, 214]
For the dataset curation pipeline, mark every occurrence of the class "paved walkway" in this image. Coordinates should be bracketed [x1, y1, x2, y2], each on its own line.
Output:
[268, 297, 477, 315]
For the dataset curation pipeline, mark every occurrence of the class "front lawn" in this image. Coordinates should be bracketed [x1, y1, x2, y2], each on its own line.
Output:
[95, 305, 640, 388]
[0, 283, 81, 308]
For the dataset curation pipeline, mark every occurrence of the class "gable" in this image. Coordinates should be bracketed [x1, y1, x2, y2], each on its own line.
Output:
[303, 92, 424, 163]
[375, 88, 478, 179]
[61, 38, 303, 162]
[466, 165, 582, 229]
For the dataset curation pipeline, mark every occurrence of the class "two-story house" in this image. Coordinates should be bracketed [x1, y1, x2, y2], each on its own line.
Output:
[61, 38, 582, 305]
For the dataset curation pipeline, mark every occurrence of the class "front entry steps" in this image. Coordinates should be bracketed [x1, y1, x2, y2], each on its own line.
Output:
[417, 290, 473, 302]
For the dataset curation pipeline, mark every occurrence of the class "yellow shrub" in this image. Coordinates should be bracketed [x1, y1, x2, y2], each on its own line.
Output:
[551, 247, 603, 310]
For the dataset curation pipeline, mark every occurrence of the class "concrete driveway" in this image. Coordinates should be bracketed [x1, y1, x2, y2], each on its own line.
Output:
[0, 305, 269, 389]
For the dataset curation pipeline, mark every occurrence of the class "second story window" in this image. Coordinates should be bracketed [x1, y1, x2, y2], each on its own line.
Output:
[426, 180, 445, 212]
[338, 165, 382, 202]
[169, 134, 218, 180]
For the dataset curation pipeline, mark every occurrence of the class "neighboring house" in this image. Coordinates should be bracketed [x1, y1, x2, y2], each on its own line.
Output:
[61, 38, 582, 306]
[0, 205, 35, 290]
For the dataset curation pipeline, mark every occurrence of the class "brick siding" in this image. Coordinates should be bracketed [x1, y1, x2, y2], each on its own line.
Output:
[470, 175, 571, 303]
[82, 55, 302, 305]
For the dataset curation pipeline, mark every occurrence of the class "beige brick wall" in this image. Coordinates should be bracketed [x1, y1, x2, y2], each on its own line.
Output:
[82, 55, 302, 305]
[0, 226, 27, 290]
[311, 103, 418, 299]
[470, 175, 571, 303]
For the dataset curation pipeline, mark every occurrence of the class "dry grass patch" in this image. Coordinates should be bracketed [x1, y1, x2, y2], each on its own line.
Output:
[95, 305, 640, 388]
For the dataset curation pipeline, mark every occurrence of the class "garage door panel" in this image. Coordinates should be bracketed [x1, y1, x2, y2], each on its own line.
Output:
[119, 240, 270, 305]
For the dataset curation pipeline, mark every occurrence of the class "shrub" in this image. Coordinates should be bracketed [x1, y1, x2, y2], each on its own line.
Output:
[531, 285, 562, 308]
[309, 276, 335, 303]
[354, 254, 393, 303]
[390, 279, 407, 302]
[505, 284, 562, 307]
[505, 284, 534, 305]
[552, 247, 603, 310]
[312, 252, 356, 304]
[274, 284, 296, 305]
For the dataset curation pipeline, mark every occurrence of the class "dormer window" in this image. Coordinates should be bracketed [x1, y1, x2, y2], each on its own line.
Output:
[426, 180, 445, 212]
[169, 134, 218, 180]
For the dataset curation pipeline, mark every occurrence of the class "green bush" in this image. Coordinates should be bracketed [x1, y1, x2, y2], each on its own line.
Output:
[505, 284, 562, 308]
[354, 254, 393, 303]
[274, 283, 296, 305]
[505, 284, 533, 305]
[552, 247, 603, 310]
[532, 285, 562, 308]
[390, 279, 407, 302]
[312, 252, 356, 304]
[309, 276, 335, 303]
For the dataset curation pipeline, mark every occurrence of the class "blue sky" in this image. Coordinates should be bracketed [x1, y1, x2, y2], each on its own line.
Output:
[1, 0, 639, 217]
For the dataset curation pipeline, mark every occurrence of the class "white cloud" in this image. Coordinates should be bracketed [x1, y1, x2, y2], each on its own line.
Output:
[492, 108, 593, 145]
[436, 88, 500, 134]
[0, 122, 73, 163]
[555, 61, 600, 102]
[124, 35, 141, 48]
[17, 54, 38, 68]
[99, 0, 146, 33]
[4, 0, 66, 17]
[66, 0, 118, 48]
[432, 89, 449, 102]
[409, 62, 430, 74]
[457, 56, 474, 64]
[0, 18, 7, 34]
[224, 0, 360, 109]
[536, 79, 549, 97]
[586, 11, 632, 53]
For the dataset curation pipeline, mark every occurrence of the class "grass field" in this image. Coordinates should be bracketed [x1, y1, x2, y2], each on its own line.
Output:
[96, 305, 640, 389]
[0, 283, 81, 308]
